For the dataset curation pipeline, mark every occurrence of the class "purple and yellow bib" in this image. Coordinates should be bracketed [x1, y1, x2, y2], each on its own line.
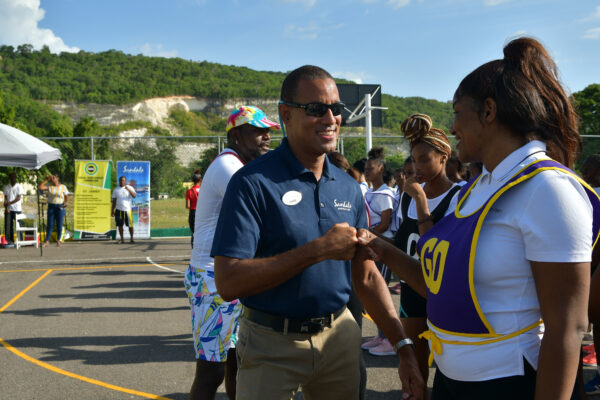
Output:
[417, 159, 600, 337]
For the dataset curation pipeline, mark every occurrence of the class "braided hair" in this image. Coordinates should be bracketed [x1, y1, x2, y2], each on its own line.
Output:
[401, 114, 452, 158]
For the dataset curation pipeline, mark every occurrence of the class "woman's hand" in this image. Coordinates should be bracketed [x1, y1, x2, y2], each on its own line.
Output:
[356, 229, 390, 262]
[403, 176, 425, 200]
[357, 228, 428, 297]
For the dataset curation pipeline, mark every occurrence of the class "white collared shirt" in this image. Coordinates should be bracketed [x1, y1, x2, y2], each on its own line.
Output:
[432, 140, 594, 381]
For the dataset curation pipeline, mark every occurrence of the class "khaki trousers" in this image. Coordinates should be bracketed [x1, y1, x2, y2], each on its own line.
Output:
[236, 308, 361, 400]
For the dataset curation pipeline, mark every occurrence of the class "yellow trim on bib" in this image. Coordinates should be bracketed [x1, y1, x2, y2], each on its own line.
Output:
[425, 159, 598, 341]
[419, 319, 543, 367]
[453, 174, 484, 219]
[454, 161, 594, 337]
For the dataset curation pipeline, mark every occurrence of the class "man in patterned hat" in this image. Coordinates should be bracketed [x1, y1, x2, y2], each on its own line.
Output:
[184, 105, 279, 400]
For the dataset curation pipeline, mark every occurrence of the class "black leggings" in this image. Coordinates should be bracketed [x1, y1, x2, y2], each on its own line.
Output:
[431, 359, 537, 400]
[188, 209, 195, 247]
[432, 358, 584, 400]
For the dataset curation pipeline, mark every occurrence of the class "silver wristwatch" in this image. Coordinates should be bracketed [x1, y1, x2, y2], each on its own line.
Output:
[393, 338, 415, 353]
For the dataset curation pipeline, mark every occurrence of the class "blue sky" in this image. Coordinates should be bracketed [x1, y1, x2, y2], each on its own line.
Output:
[0, 0, 598, 102]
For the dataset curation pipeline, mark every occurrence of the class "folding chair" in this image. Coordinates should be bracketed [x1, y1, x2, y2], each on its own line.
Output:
[15, 213, 39, 249]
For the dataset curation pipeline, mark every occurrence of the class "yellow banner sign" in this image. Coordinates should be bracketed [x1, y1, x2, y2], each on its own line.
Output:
[74, 160, 112, 239]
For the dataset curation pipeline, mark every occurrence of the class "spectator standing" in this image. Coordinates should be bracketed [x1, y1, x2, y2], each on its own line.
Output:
[184, 105, 278, 400]
[186, 170, 202, 248]
[3, 172, 24, 245]
[353, 158, 370, 197]
[362, 149, 399, 357]
[396, 113, 461, 396]
[111, 176, 136, 244]
[39, 174, 69, 247]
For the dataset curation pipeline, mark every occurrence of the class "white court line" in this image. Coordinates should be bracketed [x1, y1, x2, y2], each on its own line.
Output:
[146, 257, 185, 274]
[0, 255, 186, 266]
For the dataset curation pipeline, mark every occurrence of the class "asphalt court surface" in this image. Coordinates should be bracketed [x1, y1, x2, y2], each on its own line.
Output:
[1, 239, 598, 399]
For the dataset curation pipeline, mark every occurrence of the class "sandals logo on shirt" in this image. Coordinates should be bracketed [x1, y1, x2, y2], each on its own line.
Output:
[333, 199, 352, 211]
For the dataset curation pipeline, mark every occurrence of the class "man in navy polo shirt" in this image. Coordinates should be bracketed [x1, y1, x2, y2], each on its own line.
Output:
[212, 65, 423, 400]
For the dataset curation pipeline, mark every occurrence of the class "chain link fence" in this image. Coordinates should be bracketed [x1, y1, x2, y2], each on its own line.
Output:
[2, 134, 599, 239]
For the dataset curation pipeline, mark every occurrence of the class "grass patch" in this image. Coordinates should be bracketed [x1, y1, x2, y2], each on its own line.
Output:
[150, 198, 189, 229]
[1, 196, 190, 234]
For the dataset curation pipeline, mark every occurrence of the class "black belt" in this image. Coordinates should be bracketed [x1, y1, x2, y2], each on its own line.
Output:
[243, 306, 346, 335]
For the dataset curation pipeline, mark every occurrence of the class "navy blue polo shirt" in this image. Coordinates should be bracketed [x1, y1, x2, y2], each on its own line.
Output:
[211, 138, 367, 319]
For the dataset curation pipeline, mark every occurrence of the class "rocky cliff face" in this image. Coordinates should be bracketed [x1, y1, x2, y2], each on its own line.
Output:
[47, 96, 281, 167]
[48, 96, 280, 135]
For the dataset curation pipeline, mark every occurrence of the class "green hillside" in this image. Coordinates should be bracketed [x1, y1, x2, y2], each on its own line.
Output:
[0, 45, 597, 192]
[0, 45, 286, 103]
[0, 45, 453, 133]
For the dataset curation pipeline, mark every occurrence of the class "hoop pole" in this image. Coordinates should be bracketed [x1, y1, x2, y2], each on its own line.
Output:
[365, 93, 372, 156]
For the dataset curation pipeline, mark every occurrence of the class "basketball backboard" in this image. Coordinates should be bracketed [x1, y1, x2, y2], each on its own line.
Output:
[337, 83, 383, 127]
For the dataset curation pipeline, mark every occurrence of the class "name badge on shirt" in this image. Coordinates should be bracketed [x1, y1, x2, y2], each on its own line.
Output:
[282, 190, 302, 206]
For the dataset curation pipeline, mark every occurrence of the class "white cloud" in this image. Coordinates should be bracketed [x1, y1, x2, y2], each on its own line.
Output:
[332, 71, 372, 84]
[583, 27, 600, 39]
[580, 5, 600, 22]
[0, 0, 79, 53]
[284, 23, 319, 40]
[278, 0, 317, 7]
[387, 0, 410, 9]
[483, 0, 512, 6]
[284, 22, 344, 40]
[140, 43, 179, 58]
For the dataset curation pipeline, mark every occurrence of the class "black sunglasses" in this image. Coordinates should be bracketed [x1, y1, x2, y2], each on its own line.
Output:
[280, 101, 345, 117]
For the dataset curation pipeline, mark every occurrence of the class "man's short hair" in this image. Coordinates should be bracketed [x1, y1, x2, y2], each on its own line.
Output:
[280, 65, 334, 102]
[119, 176, 126, 181]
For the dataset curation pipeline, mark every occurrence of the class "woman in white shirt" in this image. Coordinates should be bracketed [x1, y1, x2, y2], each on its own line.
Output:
[364, 148, 396, 240]
[360, 37, 599, 400]
[394, 114, 461, 396]
[361, 148, 399, 355]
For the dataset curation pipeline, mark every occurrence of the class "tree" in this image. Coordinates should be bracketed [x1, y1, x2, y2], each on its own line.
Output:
[574, 84, 600, 136]
[190, 146, 219, 177]
[573, 84, 600, 169]
[0, 92, 16, 125]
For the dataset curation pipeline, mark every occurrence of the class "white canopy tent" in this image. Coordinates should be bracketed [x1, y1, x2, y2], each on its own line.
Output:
[0, 122, 61, 169]
[0, 122, 62, 254]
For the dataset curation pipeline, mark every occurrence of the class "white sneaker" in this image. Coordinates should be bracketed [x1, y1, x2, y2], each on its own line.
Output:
[368, 339, 396, 356]
[361, 336, 383, 350]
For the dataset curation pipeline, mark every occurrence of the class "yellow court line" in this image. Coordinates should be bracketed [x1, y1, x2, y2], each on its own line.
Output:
[0, 337, 173, 400]
[0, 263, 178, 273]
[0, 269, 53, 313]
[0, 263, 176, 400]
